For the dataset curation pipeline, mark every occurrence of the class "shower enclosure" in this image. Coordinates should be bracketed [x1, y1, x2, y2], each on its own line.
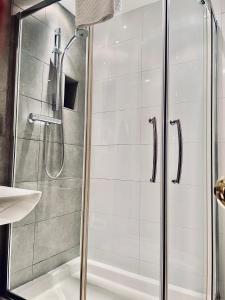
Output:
[2, 0, 218, 300]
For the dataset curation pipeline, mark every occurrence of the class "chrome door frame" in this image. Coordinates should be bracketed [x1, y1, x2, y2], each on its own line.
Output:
[160, 0, 218, 299]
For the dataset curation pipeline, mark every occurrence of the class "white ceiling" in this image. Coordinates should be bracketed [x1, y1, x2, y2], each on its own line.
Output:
[60, 0, 158, 16]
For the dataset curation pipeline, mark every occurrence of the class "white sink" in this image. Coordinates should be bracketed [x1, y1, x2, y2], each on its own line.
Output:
[0, 186, 42, 225]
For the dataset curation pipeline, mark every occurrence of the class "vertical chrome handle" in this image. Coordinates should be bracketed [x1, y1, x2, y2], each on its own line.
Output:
[149, 117, 158, 183]
[170, 119, 183, 184]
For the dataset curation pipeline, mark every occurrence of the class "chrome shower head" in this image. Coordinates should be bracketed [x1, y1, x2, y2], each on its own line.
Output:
[75, 28, 88, 39]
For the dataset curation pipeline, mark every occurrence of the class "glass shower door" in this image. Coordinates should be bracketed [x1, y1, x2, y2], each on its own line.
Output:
[167, 0, 209, 298]
[87, 1, 163, 299]
[9, 3, 87, 299]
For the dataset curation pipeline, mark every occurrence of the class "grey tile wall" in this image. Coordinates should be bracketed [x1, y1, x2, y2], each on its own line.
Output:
[20, 51, 43, 101]
[10, 2, 86, 290]
[32, 246, 80, 279]
[33, 212, 81, 263]
[36, 178, 82, 221]
[15, 138, 39, 182]
[11, 224, 35, 272]
[0, 2, 13, 187]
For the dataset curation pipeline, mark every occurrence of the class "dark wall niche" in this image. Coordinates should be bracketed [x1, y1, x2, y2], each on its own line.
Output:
[64, 75, 78, 110]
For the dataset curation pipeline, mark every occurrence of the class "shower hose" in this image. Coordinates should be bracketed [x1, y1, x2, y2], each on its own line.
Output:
[43, 34, 77, 179]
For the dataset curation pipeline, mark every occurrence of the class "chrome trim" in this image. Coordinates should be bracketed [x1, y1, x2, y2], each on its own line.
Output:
[53, 28, 62, 112]
[203, 0, 218, 24]
[16, 0, 61, 19]
[170, 119, 183, 184]
[149, 117, 158, 183]
[8, 16, 23, 292]
[28, 113, 62, 125]
[80, 26, 94, 300]
[211, 16, 220, 300]
[161, 0, 169, 298]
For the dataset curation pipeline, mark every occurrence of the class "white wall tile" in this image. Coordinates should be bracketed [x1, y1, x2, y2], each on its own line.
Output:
[92, 109, 140, 145]
[169, 61, 204, 104]
[140, 221, 160, 264]
[169, 0, 204, 64]
[93, 45, 110, 80]
[141, 35, 162, 71]
[92, 74, 141, 113]
[211, 0, 222, 15]
[168, 185, 204, 230]
[90, 179, 140, 219]
[109, 39, 140, 77]
[174, 227, 204, 258]
[140, 182, 160, 222]
[139, 260, 160, 280]
[91, 145, 141, 181]
[222, 0, 225, 13]
[169, 102, 204, 143]
[108, 9, 142, 44]
[142, 1, 162, 38]
[141, 69, 162, 108]
[93, 20, 112, 48]
[88, 213, 114, 252]
[111, 216, 139, 259]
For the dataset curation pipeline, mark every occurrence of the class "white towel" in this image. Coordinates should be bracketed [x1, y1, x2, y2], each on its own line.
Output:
[76, 0, 120, 27]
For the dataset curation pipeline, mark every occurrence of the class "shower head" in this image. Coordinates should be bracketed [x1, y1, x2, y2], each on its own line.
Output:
[75, 28, 88, 39]
[63, 28, 88, 52]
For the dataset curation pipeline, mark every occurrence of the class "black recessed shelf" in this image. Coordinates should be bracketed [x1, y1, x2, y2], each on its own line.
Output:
[64, 75, 78, 110]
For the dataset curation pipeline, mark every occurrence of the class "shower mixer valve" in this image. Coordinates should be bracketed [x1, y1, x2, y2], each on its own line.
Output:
[52, 47, 62, 55]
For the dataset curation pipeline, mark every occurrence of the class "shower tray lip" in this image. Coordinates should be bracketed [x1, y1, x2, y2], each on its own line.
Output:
[0, 186, 42, 225]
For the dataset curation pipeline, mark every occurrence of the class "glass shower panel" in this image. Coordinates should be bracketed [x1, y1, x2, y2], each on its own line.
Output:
[87, 1, 163, 299]
[167, 0, 208, 298]
[9, 2, 86, 299]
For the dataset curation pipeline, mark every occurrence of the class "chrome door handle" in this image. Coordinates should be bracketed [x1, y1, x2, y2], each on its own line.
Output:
[149, 117, 158, 183]
[170, 119, 183, 184]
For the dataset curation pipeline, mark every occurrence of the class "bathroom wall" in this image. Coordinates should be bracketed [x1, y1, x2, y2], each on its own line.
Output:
[10, 1, 86, 289]
[0, 2, 13, 187]
[89, 0, 208, 295]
